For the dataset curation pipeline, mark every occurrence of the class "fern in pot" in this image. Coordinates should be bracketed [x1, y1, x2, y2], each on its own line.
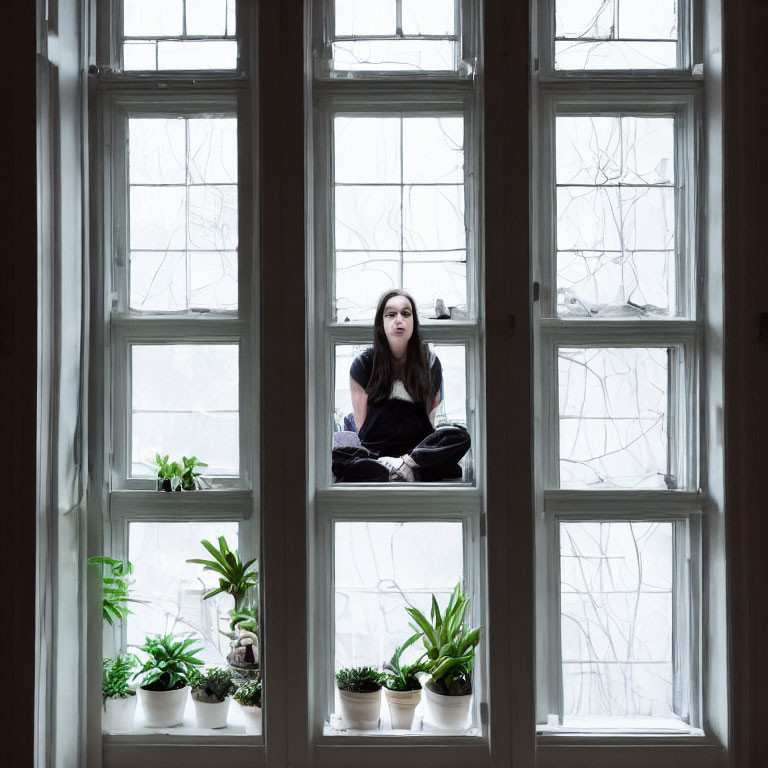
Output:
[189, 667, 235, 729]
[382, 634, 424, 730]
[335, 667, 384, 731]
[101, 654, 139, 734]
[233, 678, 262, 735]
[405, 583, 482, 732]
[134, 634, 204, 727]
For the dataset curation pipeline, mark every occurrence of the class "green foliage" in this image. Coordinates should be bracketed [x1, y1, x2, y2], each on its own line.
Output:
[233, 679, 262, 707]
[102, 654, 138, 701]
[335, 666, 384, 693]
[187, 537, 259, 632]
[155, 453, 182, 489]
[180, 455, 208, 490]
[190, 667, 235, 702]
[134, 634, 204, 691]
[405, 583, 482, 696]
[88, 556, 141, 626]
[383, 632, 424, 691]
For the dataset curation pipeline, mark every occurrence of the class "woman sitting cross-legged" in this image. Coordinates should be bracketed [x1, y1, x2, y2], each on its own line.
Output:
[332, 289, 471, 483]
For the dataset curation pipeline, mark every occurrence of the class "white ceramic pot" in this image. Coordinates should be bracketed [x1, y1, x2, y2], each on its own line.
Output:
[192, 696, 231, 729]
[139, 686, 188, 727]
[384, 687, 421, 730]
[338, 688, 381, 730]
[424, 682, 471, 731]
[102, 693, 137, 734]
[239, 703, 262, 735]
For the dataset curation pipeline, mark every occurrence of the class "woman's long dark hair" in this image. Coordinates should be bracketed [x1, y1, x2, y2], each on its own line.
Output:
[366, 289, 439, 406]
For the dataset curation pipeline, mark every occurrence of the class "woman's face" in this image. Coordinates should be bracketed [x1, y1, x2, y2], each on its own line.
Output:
[382, 294, 414, 351]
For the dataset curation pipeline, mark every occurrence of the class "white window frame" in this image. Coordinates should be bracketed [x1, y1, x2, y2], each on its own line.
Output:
[536, 0, 694, 77]
[308, 0, 489, 749]
[532, 1, 709, 743]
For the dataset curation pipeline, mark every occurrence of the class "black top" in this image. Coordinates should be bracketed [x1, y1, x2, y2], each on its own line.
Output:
[350, 347, 442, 458]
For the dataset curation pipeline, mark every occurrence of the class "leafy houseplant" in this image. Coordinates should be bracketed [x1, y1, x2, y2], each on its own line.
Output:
[134, 634, 204, 727]
[180, 455, 208, 490]
[234, 680, 263, 735]
[187, 537, 260, 667]
[405, 583, 482, 731]
[190, 667, 236, 729]
[382, 634, 424, 730]
[101, 654, 139, 734]
[88, 556, 141, 626]
[155, 453, 182, 492]
[335, 667, 384, 730]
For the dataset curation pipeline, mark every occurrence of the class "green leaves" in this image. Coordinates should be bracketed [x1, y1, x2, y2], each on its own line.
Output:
[190, 666, 235, 702]
[134, 634, 204, 691]
[335, 666, 384, 693]
[383, 632, 424, 691]
[233, 679, 262, 707]
[102, 654, 138, 701]
[88, 556, 143, 626]
[404, 583, 482, 696]
[155, 452, 208, 490]
[187, 536, 259, 634]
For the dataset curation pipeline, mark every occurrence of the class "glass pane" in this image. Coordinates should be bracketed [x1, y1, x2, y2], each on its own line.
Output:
[334, 115, 466, 320]
[402, 0, 455, 36]
[560, 521, 676, 721]
[127, 521, 251, 732]
[124, 0, 183, 36]
[124, 0, 237, 71]
[331, 40, 456, 71]
[335, 0, 397, 36]
[186, 0, 227, 36]
[131, 344, 239, 477]
[332, 521, 470, 732]
[558, 347, 670, 489]
[556, 115, 675, 317]
[555, 0, 678, 69]
[128, 117, 238, 311]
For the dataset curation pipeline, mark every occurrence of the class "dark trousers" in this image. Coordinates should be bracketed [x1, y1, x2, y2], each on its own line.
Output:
[332, 425, 471, 483]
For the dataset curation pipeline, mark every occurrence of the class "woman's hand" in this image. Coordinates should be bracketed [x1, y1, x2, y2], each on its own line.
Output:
[350, 377, 368, 432]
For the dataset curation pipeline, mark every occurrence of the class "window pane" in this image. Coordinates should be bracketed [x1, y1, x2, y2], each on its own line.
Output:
[128, 117, 238, 312]
[332, 521, 472, 732]
[558, 347, 671, 489]
[334, 115, 466, 320]
[402, 0, 455, 36]
[331, 39, 456, 71]
[560, 521, 678, 722]
[556, 115, 676, 317]
[555, 0, 678, 70]
[131, 344, 239, 477]
[123, 0, 237, 71]
[335, 0, 397, 36]
[127, 521, 251, 732]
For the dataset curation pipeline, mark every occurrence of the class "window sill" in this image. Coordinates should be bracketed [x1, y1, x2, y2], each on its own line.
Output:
[536, 716, 706, 742]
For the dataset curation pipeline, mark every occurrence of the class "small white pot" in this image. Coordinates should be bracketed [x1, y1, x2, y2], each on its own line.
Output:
[139, 686, 188, 727]
[384, 687, 421, 730]
[338, 688, 381, 730]
[102, 693, 137, 734]
[192, 696, 231, 729]
[424, 682, 471, 731]
[239, 703, 262, 735]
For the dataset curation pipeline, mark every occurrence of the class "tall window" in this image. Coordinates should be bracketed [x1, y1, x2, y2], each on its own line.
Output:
[533, 0, 702, 733]
[97, 1, 259, 736]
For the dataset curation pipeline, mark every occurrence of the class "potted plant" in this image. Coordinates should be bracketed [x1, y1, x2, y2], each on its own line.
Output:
[155, 453, 182, 492]
[101, 654, 139, 733]
[134, 634, 204, 727]
[180, 455, 208, 490]
[406, 583, 482, 732]
[189, 667, 235, 729]
[88, 556, 142, 625]
[233, 679, 262, 735]
[335, 667, 383, 730]
[382, 633, 424, 730]
[187, 537, 260, 669]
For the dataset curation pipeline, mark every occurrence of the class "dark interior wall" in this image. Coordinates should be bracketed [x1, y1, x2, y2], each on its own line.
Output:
[723, 2, 768, 766]
[2, 3, 37, 767]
